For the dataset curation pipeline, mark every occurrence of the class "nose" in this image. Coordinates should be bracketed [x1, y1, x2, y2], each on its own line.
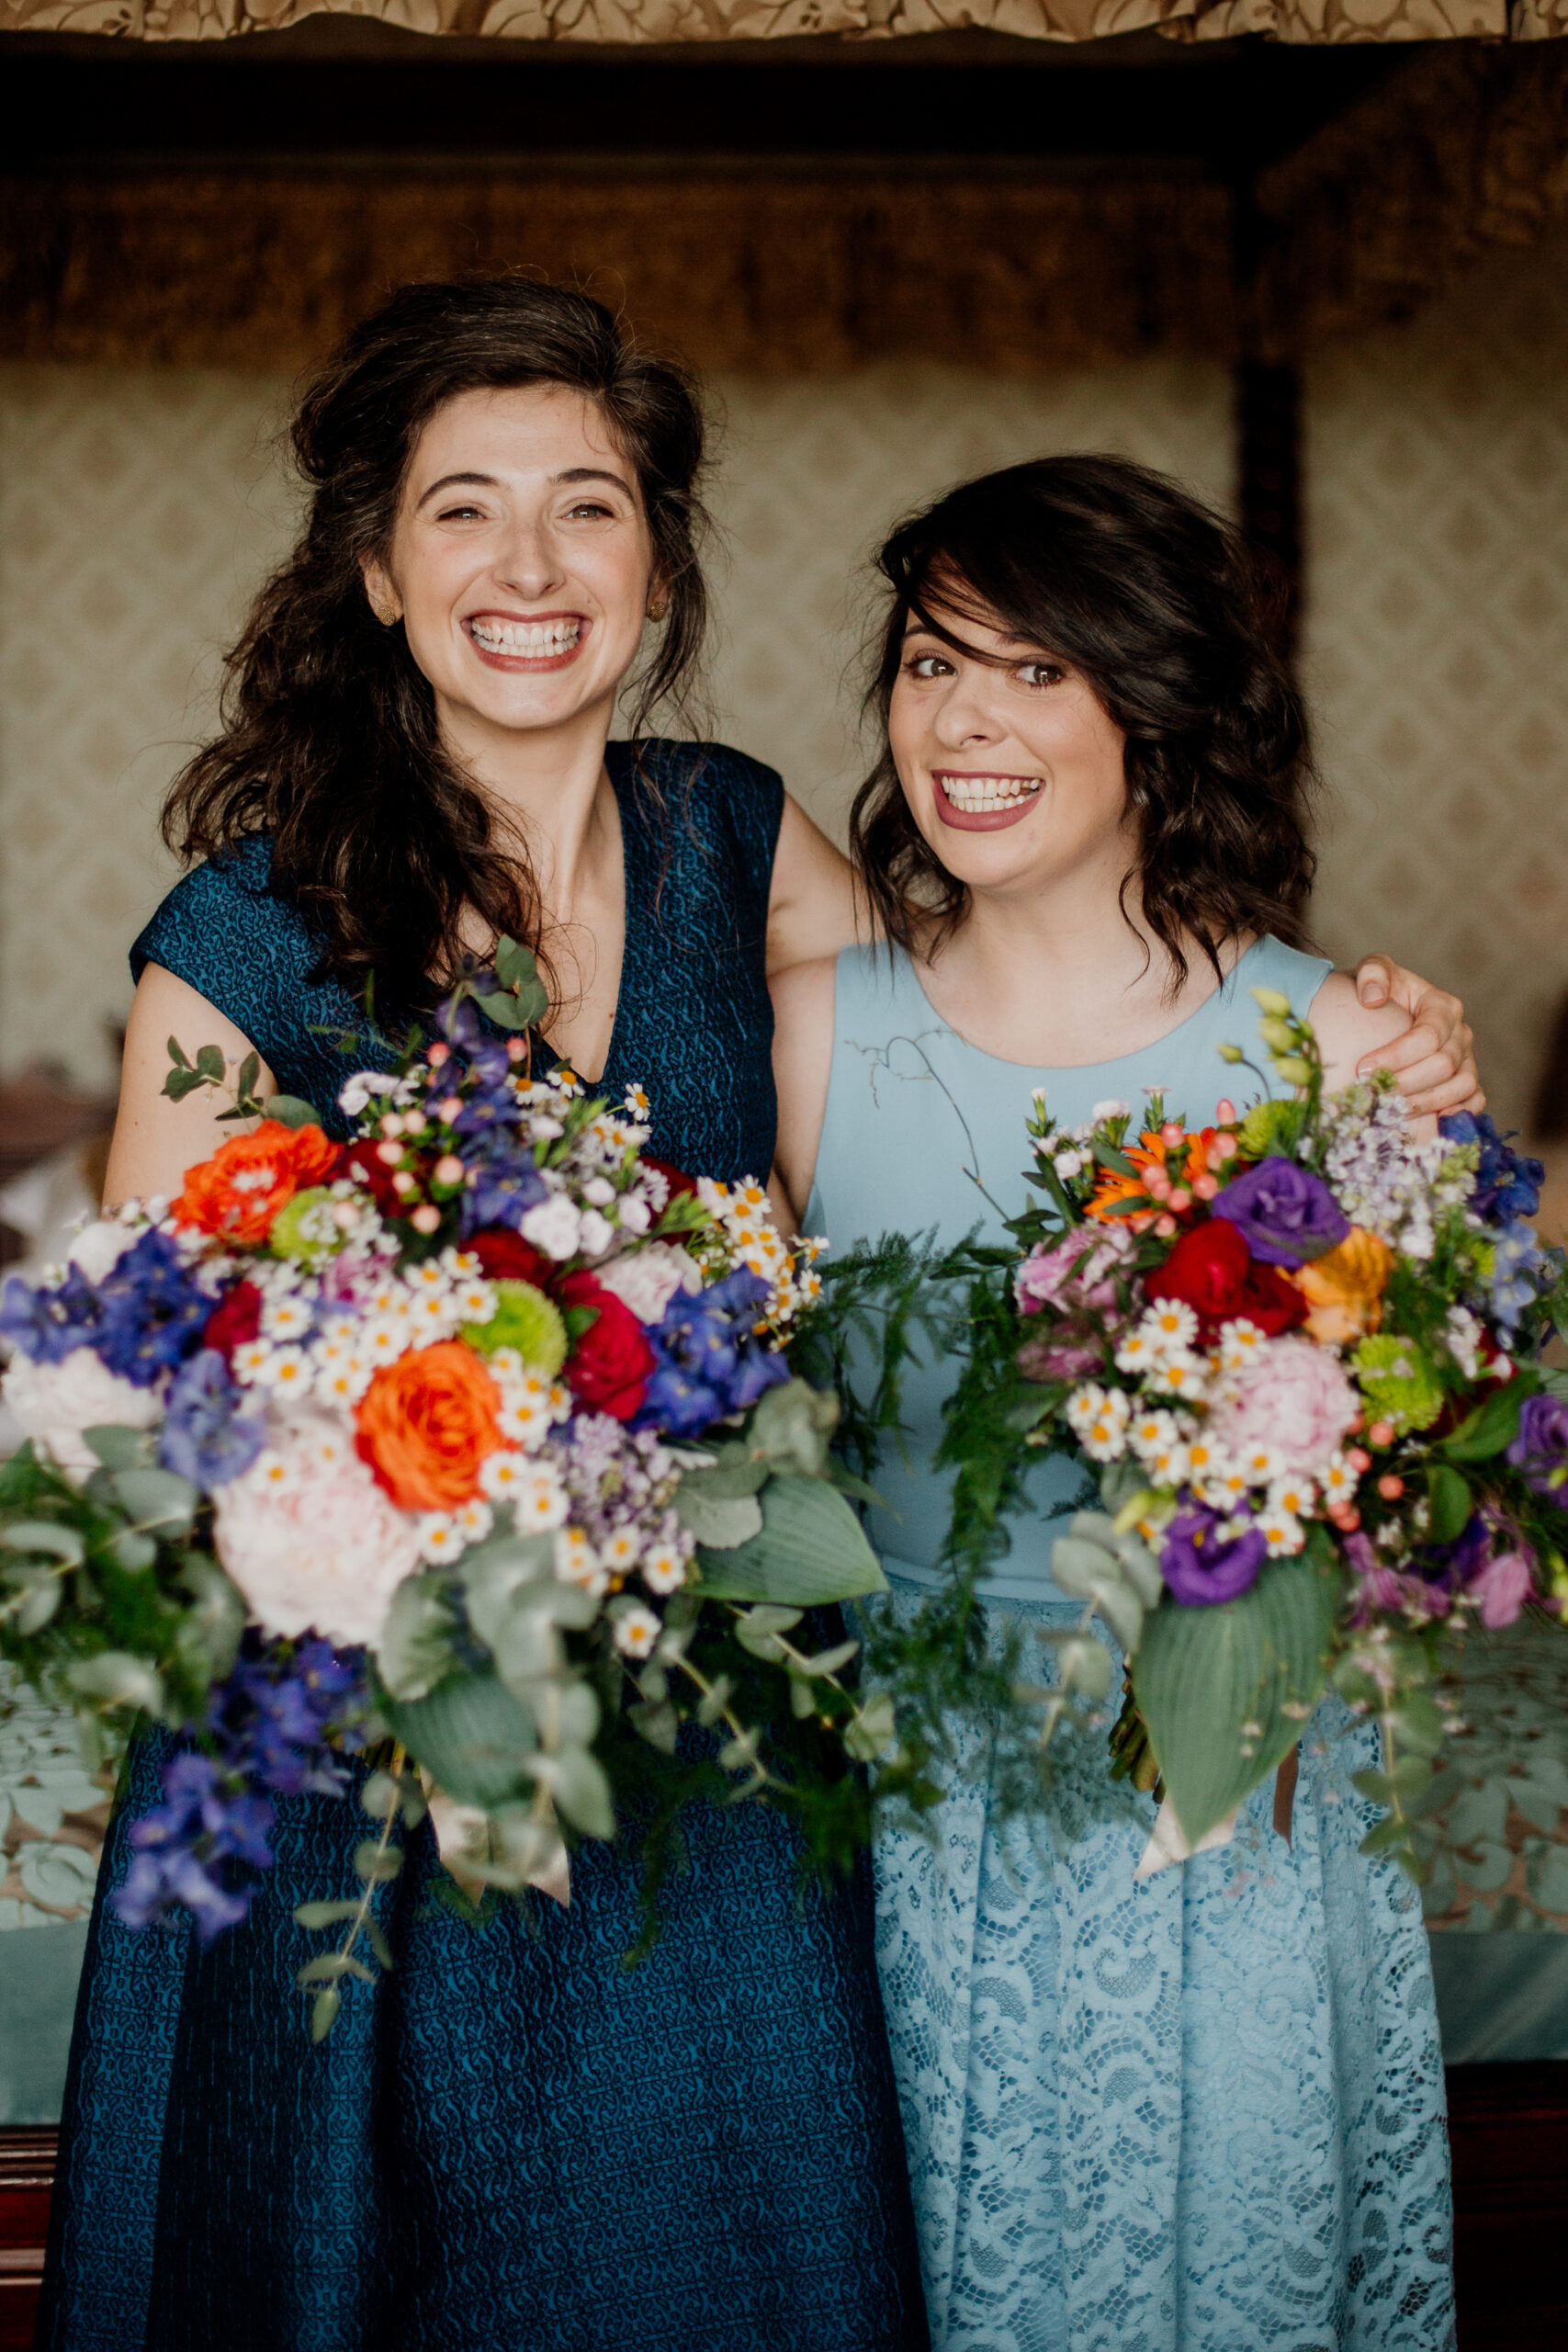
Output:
[492, 514, 568, 605]
[931, 668, 1003, 751]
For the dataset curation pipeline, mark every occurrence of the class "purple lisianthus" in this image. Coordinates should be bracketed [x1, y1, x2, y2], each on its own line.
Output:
[115, 1752, 276, 1942]
[0, 1264, 103, 1364]
[1506, 1393, 1568, 1503]
[159, 1349, 267, 1491]
[636, 1267, 789, 1440]
[1159, 1506, 1268, 1605]
[1440, 1110, 1543, 1225]
[1211, 1157, 1349, 1267]
[458, 1142, 549, 1237]
[94, 1228, 209, 1387]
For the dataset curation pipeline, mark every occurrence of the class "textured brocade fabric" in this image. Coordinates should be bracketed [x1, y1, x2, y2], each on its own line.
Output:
[39, 741, 931, 2352]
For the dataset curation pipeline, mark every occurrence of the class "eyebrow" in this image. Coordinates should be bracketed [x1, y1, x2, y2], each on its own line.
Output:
[415, 467, 636, 512]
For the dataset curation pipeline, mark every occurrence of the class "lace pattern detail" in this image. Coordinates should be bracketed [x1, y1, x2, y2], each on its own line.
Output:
[873, 1585, 1456, 2352]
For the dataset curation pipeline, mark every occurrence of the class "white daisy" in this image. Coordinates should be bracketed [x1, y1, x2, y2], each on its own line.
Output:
[1144, 1300, 1200, 1355]
[418, 1516, 466, 1566]
[1258, 1508, 1306, 1557]
[513, 1464, 570, 1532]
[554, 1527, 609, 1596]
[1267, 1475, 1315, 1521]
[613, 1605, 662, 1660]
[1066, 1384, 1130, 1463]
[1319, 1454, 1359, 1507]
[262, 1295, 313, 1342]
[232, 1340, 276, 1386]
[1216, 1317, 1269, 1373]
[598, 1527, 641, 1577]
[642, 1544, 688, 1596]
[453, 1498, 494, 1543]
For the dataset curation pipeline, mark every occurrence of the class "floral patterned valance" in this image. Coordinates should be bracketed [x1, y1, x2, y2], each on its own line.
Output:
[0, 0, 1563, 48]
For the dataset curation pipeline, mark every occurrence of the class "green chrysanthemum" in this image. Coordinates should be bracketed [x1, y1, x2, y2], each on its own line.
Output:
[1352, 1333, 1447, 1434]
[1236, 1099, 1294, 1158]
[267, 1186, 341, 1266]
[463, 1279, 568, 1376]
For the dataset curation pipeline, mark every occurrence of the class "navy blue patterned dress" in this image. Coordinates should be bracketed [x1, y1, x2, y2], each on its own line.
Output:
[38, 743, 929, 2352]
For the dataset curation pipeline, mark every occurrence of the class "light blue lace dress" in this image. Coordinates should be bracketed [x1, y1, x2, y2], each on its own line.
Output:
[808, 938, 1455, 2352]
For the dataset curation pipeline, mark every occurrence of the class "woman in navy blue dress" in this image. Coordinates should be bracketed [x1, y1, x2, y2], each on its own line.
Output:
[42, 277, 1472, 2352]
[40, 278, 928, 2352]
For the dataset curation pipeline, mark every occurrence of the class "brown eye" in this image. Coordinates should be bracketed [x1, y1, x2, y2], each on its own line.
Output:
[1017, 661, 1066, 689]
[907, 653, 953, 680]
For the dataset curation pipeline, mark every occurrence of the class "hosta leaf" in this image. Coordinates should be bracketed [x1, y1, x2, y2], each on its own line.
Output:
[694, 1476, 886, 1603]
[1132, 1548, 1339, 1844]
[382, 1673, 537, 1811]
[675, 1486, 765, 1550]
[265, 1095, 323, 1131]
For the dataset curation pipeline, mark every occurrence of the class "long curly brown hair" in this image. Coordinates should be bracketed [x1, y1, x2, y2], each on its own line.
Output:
[850, 454, 1317, 989]
[164, 276, 714, 1013]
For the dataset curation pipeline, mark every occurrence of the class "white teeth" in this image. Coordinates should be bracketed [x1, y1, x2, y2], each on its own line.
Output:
[469, 617, 582, 656]
[939, 776, 1043, 812]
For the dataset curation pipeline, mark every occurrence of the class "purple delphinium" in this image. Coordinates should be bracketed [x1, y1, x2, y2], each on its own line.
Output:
[636, 1268, 789, 1440]
[1211, 1157, 1349, 1268]
[1506, 1393, 1568, 1503]
[0, 1263, 103, 1364]
[159, 1349, 267, 1490]
[458, 1136, 549, 1237]
[1440, 1110, 1544, 1225]
[1489, 1221, 1549, 1336]
[1159, 1506, 1268, 1605]
[94, 1228, 209, 1387]
[112, 1636, 368, 1941]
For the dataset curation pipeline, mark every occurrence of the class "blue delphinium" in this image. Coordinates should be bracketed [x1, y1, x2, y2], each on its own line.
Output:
[0, 1262, 103, 1363]
[637, 1268, 789, 1440]
[458, 1132, 548, 1236]
[94, 1228, 210, 1386]
[159, 1348, 267, 1490]
[1440, 1110, 1544, 1224]
[111, 1637, 368, 1941]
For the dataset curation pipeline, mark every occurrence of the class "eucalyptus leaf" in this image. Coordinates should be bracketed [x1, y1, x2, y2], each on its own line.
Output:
[83, 1425, 153, 1473]
[111, 1466, 198, 1535]
[746, 1379, 840, 1479]
[166, 1035, 193, 1070]
[235, 1051, 261, 1102]
[293, 1899, 363, 1930]
[676, 1442, 771, 1501]
[630, 1698, 680, 1753]
[354, 1841, 402, 1885]
[1427, 1464, 1472, 1546]
[382, 1672, 537, 1810]
[694, 1476, 886, 1604]
[844, 1690, 896, 1763]
[67, 1651, 164, 1713]
[534, 1742, 615, 1839]
[676, 1486, 765, 1550]
[12, 1577, 62, 1634]
[265, 1095, 324, 1131]
[310, 1986, 342, 2041]
[377, 1573, 458, 1702]
[107, 1531, 158, 1575]
[175, 1556, 246, 1679]
[1, 1521, 84, 1566]
[473, 991, 533, 1033]
[1132, 1548, 1339, 1844]
[195, 1044, 226, 1082]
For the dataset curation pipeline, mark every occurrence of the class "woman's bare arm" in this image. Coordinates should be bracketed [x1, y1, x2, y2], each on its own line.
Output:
[1307, 971, 1437, 1137]
[770, 956, 839, 1232]
[765, 798, 867, 976]
[103, 965, 276, 1211]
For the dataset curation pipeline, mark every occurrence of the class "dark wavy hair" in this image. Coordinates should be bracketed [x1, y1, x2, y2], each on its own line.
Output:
[164, 276, 713, 1012]
[850, 454, 1316, 988]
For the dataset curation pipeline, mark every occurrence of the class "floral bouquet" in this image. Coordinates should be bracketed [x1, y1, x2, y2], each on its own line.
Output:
[0, 945, 894, 2033]
[950, 986, 1568, 1875]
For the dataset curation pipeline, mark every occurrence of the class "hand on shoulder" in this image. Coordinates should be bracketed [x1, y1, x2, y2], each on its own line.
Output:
[1308, 971, 1436, 1136]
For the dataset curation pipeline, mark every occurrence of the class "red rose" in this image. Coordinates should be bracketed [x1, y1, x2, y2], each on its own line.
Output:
[467, 1228, 553, 1288]
[203, 1278, 263, 1363]
[1145, 1218, 1305, 1340]
[558, 1269, 656, 1422]
[644, 1157, 698, 1203]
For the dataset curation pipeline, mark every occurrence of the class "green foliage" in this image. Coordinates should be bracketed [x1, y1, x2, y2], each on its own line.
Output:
[692, 1476, 886, 1604]
[1133, 1536, 1342, 1842]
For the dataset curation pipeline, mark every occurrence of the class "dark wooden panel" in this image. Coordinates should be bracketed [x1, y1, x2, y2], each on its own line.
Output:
[0, 2130, 54, 2352]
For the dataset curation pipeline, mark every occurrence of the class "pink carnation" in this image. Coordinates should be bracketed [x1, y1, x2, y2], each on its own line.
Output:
[1015, 1224, 1137, 1319]
[1207, 1335, 1359, 1481]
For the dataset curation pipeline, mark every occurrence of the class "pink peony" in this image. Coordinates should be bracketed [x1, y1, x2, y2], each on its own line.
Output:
[1469, 1547, 1536, 1630]
[1, 1346, 162, 1480]
[1207, 1335, 1359, 1481]
[1015, 1224, 1137, 1319]
[214, 1406, 423, 1648]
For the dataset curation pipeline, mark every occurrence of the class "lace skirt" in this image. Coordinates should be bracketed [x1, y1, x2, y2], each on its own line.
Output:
[872, 1581, 1455, 2352]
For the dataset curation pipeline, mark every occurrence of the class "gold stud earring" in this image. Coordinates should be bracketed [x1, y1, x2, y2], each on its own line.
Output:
[646, 595, 669, 622]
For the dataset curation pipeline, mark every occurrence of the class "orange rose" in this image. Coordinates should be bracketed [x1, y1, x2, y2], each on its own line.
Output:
[355, 1341, 504, 1512]
[1291, 1226, 1394, 1346]
[173, 1121, 340, 1247]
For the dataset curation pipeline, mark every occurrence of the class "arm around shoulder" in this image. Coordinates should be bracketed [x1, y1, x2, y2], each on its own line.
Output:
[770, 955, 839, 1232]
[103, 965, 277, 1212]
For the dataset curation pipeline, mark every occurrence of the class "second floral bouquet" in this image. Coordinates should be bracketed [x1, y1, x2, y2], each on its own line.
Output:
[0, 945, 892, 2031]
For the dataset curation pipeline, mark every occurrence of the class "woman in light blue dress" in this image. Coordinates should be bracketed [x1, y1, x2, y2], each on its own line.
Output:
[772, 456, 1459, 2350]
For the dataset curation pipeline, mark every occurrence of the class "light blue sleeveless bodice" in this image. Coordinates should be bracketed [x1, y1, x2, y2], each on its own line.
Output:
[808, 933, 1332, 1602]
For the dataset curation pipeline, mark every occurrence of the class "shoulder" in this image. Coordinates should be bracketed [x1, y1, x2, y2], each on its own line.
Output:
[621, 739, 784, 852]
[770, 953, 840, 1040]
[1302, 967, 1409, 1087]
[131, 836, 291, 971]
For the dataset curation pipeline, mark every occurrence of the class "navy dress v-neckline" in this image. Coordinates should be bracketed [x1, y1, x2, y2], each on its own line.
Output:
[40, 741, 929, 2352]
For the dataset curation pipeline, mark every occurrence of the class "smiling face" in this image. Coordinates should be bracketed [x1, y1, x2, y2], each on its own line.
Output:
[363, 383, 657, 761]
[887, 596, 1135, 904]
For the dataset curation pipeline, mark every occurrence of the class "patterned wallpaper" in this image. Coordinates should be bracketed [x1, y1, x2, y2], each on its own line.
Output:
[1302, 223, 1568, 1135]
[2, 227, 1567, 1127]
